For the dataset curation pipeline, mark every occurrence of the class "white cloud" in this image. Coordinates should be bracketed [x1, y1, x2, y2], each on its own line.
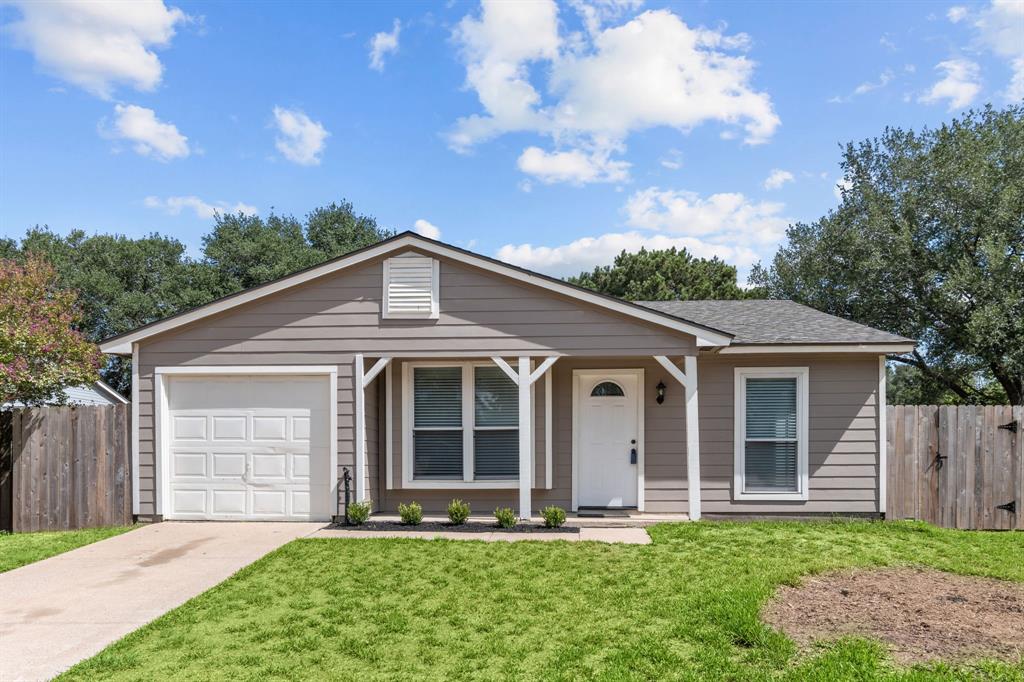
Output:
[413, 219, 441, 240]
[973, 0, 1024, 101]
[496, 231, 759, 277]
[829, 69, 895, 103]
[4, 0, 188, 99]
[517, 146, 630, 184]
[105, 104, 189, 161]
[272, 107, 329, 165]
[947, 5, 969, 22]
[763, 169, 794, 190]
[568, 0, 644, 36]
[834, 176, 853, 202]
[920, 59, 982, 110]
[144, 195, 257, 219]
[369, 19, 401, 71]
[624, 187, 788, 244]
[449, 3, 779, 185]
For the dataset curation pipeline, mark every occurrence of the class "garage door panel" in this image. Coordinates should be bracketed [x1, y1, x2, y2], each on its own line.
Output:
[166, 375, 331, 521]
[173, 451, 207, 477]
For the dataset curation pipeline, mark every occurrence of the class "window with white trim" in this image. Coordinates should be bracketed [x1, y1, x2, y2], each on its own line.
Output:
[383, 253, 439, 319]
[407, 363, 518, 483]
[734, 367, 809, 501]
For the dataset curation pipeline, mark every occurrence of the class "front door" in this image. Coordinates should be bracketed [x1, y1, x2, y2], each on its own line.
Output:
[575, 370, 642, 508]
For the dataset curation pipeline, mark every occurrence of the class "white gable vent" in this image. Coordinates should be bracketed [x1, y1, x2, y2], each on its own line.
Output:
[383, 253, 439, 319]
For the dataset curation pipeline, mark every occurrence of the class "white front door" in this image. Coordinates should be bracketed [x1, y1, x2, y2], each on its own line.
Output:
[574, 370, 642, 508]
[165, 375, 332, 521]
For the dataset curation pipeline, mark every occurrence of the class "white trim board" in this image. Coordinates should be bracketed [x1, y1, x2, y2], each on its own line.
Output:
[153, 365, 339, 519]
[878, 355, 887, 516]
[732, 366, 809, 502]
[100, 233, 732, 354]
[131, 344, 140, 515]
[570, 368, 645, 512]
[718, 344, 915, 355]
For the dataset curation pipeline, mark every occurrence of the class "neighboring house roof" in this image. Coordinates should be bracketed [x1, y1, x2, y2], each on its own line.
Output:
[637, 299, 915, 351]
[3, 380, 128, 408]
[99, 231, 734, 354]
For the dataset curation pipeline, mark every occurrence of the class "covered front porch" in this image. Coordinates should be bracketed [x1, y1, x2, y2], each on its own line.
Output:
[352, 353, 703, 521]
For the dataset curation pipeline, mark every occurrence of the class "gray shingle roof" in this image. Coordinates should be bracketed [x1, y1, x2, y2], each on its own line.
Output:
[636, 299, 915, 346]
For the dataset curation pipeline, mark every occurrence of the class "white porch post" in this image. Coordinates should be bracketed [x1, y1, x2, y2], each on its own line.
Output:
[683, 356, 701, 521]
[518, 356, 533, 520]
[654, 355, 702, 521]
[354, 354, 366, 504]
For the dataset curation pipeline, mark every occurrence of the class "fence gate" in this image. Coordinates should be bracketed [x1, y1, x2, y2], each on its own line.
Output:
[887, 405, 1022, 530]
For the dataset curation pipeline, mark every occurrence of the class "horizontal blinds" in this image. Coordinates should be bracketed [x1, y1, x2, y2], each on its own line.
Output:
[414, 367, 461, 428]
[474, 366, 517, 427]
[474, 429, 518, 479]
[744, 441, 798, 492]
[745, 378, 797, 439]
[387, 255, 434, 315]
[413, 431, 463, 479]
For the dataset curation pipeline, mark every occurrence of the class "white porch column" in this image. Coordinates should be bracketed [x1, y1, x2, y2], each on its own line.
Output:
[683, 356, 701, 521]
[654, 355, 702, 521]
[354, 354, 366, 504]
[518, 356, 533, 520]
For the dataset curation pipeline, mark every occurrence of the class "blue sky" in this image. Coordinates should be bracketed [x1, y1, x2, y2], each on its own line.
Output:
[1, 0, 1021, 281]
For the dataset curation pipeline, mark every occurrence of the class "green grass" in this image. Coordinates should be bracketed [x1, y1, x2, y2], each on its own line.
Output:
[0, 525, 134, 573]
[61, 521, 1024, 681]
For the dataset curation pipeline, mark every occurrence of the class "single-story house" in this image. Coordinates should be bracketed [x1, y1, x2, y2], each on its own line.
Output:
[99, 232, 915, 523]
[2, 380, 128, 408]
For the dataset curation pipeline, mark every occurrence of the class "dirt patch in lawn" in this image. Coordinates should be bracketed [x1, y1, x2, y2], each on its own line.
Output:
[763, 567, 1024, 665]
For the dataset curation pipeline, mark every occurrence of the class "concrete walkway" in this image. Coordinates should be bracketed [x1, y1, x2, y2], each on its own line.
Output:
[314, 526, 651, 544]
[0, 522, 323, 682]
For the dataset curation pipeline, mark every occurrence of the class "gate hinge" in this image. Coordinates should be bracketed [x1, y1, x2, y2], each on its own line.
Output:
[996, 500, 1016, 514]
[998, 420, 1018, 434]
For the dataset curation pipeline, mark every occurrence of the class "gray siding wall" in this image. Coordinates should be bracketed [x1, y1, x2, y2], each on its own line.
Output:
[133, 250, 694, 517]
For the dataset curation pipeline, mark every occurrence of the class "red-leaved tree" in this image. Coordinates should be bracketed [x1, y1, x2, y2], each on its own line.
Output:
[1, 256, 102, 405]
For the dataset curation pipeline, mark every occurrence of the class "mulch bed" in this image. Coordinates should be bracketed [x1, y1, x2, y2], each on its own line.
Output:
[329, 521, 579, 534]
[763, 567, 1024, 665]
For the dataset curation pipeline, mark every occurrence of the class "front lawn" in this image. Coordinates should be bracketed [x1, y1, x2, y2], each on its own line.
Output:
[0, 525, 134, 573]
[62, 522, 1023, 680]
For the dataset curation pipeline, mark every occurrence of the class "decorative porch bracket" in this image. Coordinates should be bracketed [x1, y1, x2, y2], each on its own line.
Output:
[490, 356, 558, 519]
[654, 355, 701, 521]
[354, 355, 391, 504]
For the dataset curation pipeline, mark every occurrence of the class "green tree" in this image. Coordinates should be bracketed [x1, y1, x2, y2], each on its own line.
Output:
[203, 201, 392, 291]
[568, 247, 757, 301]
[750, 106, 1024, 404]
[1, 256, 102, 404]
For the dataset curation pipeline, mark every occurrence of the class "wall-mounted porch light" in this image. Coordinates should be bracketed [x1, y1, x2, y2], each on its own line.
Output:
[656, 381, 666, 404]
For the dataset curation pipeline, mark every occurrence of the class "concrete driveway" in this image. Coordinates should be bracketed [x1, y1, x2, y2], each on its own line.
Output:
[0, 522, 324, 681]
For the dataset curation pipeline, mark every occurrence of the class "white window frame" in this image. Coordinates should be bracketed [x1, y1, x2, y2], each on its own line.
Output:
[733, 367, 809, 501]
[382, 254, 439, 320]
[401, 360, 519, 489]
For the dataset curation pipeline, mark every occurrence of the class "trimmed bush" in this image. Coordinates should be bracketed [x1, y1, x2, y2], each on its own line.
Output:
[447, 499, 471, 525]
[541, 506, 566, 528]
[346, 501, 371, 525]
[399, 502, 423, 525]
[493, 507, 517, 529]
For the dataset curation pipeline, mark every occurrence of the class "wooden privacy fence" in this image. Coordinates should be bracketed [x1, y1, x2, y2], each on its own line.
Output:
[887, 405, 1022, 530]
[0, 405, 132, 532]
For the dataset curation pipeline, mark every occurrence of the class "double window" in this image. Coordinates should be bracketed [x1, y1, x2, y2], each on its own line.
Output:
[733, 367, 809, 500]
[405, 363, 519, 485]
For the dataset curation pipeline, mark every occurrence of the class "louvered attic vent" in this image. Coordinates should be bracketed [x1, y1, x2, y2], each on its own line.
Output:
[383, 253, 439, 319]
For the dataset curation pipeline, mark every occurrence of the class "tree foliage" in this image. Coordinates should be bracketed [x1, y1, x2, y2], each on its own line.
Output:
[750, 106, 1024, 404]
[0, 256, 102, 405]
[568, 247, 757, 301]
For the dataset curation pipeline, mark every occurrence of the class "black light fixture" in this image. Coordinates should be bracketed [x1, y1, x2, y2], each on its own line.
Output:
[656, 381, 666, 404]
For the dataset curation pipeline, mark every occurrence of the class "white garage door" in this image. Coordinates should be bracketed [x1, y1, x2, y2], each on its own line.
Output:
[166, 375, 332, 521]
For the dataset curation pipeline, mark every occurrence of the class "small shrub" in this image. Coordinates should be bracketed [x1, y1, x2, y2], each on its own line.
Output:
[399, 501, 423, 525]
[493, 507, 517, 529]
[447, 499, 471, 525]
[347, 501, 371, 525]
[541, 505, 566, 528]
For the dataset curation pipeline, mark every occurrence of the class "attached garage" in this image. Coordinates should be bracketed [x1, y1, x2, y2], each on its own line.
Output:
[156, 369, 337, 521]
